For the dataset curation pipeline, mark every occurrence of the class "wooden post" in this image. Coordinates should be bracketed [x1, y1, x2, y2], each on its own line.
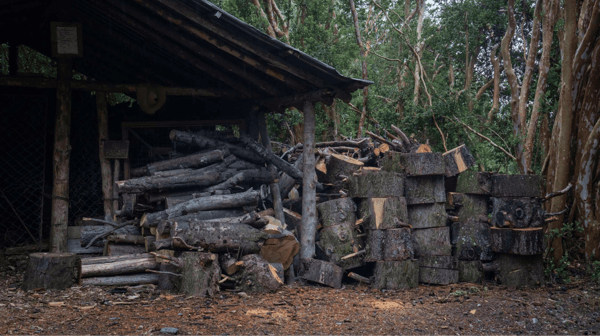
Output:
[257, 112, 285, 225]
[112, 159, 120, 217]
[300, 101, 317, 259]
[50, 58, 72, 253]
[97, 92, 113, 220]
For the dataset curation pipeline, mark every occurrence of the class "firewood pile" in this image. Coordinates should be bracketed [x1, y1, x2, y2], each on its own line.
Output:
[23, 124, 562, 294]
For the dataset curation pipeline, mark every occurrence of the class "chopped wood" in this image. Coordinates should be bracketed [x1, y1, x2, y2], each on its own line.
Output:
[81, 274, 159, 286]
[260, 230, 300, 270]
[341, 250, 366, 260]
[456, 170, 493, 195]
[348, 170, 404, 198]
[317, 198, 357, 229]
[22, 253, 77, 290]
[348, 272, 371, 284]
[170, 130, 265, 164]
[381, 152, 445, 176]
[239, 132, 304, 182]
[234, 254, 283, 293]
[491, 197, 544, 228]
[490, 227, 544, 255]
[299, 258, 343, 288]
[412, 227, 452, 257]
[407, 203, 448, 229]
[372, 260, 419, 289]
[491, 174, 543, 197]
[106, 234, 145, 245]
[324, 154, 363, 185]
[419, 267, 459, 285]
[179, 252, 221, 296]
[106, 243, 147, 256]
[219, 254, 241, 275]
[79, 255, 158, 278]
[443, 145, 476, 177]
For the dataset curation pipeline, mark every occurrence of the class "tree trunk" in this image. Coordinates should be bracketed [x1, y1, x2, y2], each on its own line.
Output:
[300, 101, 318, 259]
[325, 154, 364, 184]
[80, 255, 158, 278]
[407, 203, 447, 229]
[179, 252, 220, 297]
[257, 112, 286, 225]
[348, 170, 405, 198]
[360, 197, 408, 230]
[144, 149, 226, 175]
[419, 267, 459, 285]
[50, 58, 72, 253]
[22, 252, 76, 290]
[490, 227, 544, 255]
[405, 176, 446, 205]
[383, 228, 413, 261]
[81, 274, 159, 286]
[412, 227, 452, 257]
[97, 92, 113, 220]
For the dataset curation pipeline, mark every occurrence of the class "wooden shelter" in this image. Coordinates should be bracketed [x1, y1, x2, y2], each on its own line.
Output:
[0, 0, 371, 254]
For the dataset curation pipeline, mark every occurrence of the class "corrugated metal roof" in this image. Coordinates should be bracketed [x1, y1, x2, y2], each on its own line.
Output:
[0, 0, 371, 104]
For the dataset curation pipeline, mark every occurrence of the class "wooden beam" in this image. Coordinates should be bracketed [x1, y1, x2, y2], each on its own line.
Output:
[152, 0, 327, 88]
[253, 89, 346, 110]
[97, 91, 113, 220]
[50, 58, 72, 253]
[103, 0, 295, 95]
[300, 100, 317, 259]
[0, 76, 243, 97]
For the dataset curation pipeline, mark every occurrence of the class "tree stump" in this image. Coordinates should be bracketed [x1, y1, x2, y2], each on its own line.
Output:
[457, 260, 483, 283]
[404, 176, 446, 205]
[372, 260, 419, 289]
[496, 254, 543, 287]
[412, 227, 452, 257]
[407, 203, 447, 229]
[234, 254, 283, 293]
[317, 198, 357, 229]
[490, 227, 544, 255]
[443, 145, 476, 177]
[179, 252, 220, 297]
[348, 170, 404, 198]
[359, 197, 408, 230]
[491, 174, 543, 197]
[324, 153, 364, 184]
[365, 229, 384, 262]
[451, 221, 493, 261]
[381, 152, 445, 176]
[299, 258, 343, 288]
[456, 170, 492, 195]
[491, 197, 544, 228]
[383, 228, 413, 261]
[419, 267, 458, 285]
[22, 253, 77, 291]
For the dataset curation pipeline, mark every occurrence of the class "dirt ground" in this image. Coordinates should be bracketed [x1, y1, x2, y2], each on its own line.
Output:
[0, 263, 599, 336]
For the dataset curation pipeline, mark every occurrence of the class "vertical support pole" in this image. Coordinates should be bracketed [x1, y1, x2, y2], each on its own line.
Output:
[300, 100, 317, 259]
[50, 58, 72, 253]
[112, 159, 120, 218]
[97, 91, 113, 220]
[257, 112, 285, 225]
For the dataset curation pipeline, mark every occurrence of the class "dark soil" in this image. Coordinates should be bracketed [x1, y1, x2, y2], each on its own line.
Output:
[0, 263, 599, 335]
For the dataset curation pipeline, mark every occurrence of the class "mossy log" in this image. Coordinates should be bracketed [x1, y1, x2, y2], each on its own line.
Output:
[365, 229, 384, 262]
[419, 255, 457, 269]
[372, 260, 419, 289]
[490, 227, 544, 255]
[381, 152, 445, 176]
[318, 223, 362, 270]
[179, 252, 220, 297]
[22, 253, 77, 291]
[491, 197, 544, 228]
[453, 193, 489, 222]
[407, 203, 447, 229]
[324, 153, 364, 184]
[299, 258, 343, 288]
[348, 170, 404, 198]
[412, 227, 452, 257]
[456, 170, 492, 195]
[457, 260, 483, 283]
[491, 174, 543, 197]
[383, 228, 414, 261]
[359, 197, 408, 230]
[419, 267, 459, 285]
[443, 145, 476, 177]
[404, 176, 446, 205]
[234, 254, 283, 293]
[317, 198, 357, 229]
[496, 253, 543, 287]
[451, 220, 493, 261]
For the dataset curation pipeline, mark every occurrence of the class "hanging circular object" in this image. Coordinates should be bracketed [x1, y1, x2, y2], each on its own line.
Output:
[136, 83, 166, 114]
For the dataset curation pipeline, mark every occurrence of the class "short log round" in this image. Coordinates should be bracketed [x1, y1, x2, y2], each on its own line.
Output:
[22, 253, 77, 291]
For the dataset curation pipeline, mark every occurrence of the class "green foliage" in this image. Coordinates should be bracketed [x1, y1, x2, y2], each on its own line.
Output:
[589, 261, 600, 284]
[545, 221, 584, 284]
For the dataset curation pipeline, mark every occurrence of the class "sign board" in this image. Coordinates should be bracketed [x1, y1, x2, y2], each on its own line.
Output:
[51, 22, 83, 58]
[104, 141, 129, 159]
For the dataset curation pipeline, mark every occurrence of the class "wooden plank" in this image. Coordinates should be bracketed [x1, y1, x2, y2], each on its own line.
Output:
[412, 227, 452, 257]
[407, 203, 447, 229]
[490, 227, 544, 255]
[404, 176, 446, 205]
[491, 174, 543, 197]
[419, 267, 458, 285]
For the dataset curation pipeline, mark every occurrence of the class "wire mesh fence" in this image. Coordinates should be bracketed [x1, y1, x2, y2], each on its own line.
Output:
[0, 95, 48, 249]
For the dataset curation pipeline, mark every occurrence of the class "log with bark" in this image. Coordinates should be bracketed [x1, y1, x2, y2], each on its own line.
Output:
[419, 255, 457, 269]
[238, 132, 304, 182]
[496, 253, 543, 287]
[372, 260, 419, 289]
[178, 252, 221, 296]
[106, 234, 145, 245]
[419, 267, 459, 285]
[155, 209, 246, 233]
[491, 174, 543, 197]
[457, 260, 483, 283]
[318, 222, 362, 270]
[407, 203, 448, 229]
[134, 149, 228, 176]
[404, 176, 446, 205]
[383, 228, 414, 261]
[22, 253, 77, 290]
[233, 254, 283, 293]
[219, 253, 242, 275]
[359, 197, 409, 230]
[146, 189, 230, 204]
[490, 227, 544, 255]
[79, 254, 158, 278]
[491, 197, 544, 228]
[324, 153, 364, 184]
[299, 258, 343, 288]
[443, 145, 476, 177]
[202, 168, 274, 192]
[170, 130, 266, 164]
[451, 220, 493, 261]
[115, 169, 236, 194]
[412, 227, 452, 257]
[105, 243, 147, 256]
[365, 229, 384, 262]
[456, 170, 493, 195]
[348, 170, 405, 198]
[81, 274, 159, 286]
[80, 224, 141, 247]
[381, 152, 445, 176]
[317, 198, 357, 229]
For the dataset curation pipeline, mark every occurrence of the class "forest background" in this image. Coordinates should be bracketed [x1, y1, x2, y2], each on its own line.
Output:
[2, 0, 600, 280]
